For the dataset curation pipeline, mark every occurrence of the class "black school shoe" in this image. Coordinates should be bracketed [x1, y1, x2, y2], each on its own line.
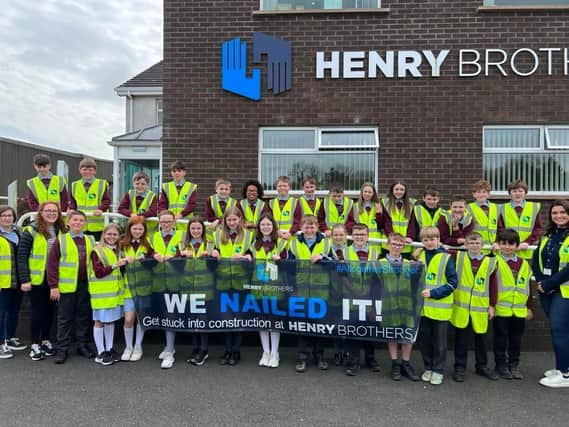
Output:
[228, 351, 240, 366]
[496, 366, 513, 380]
[54, 351, 68, 364]
[391, 361, 402, 381]
[334, 352, 344, 366]
[510, 366, 524, 380]
[366, 358, 381, 372]
[295, 360, 307, 373]
[452, 369, 465, 382]
[77, 345, 95, 359]
[476, 367, 499, 381]
[219, 351, 231, 365]
[401, 361, 420, 381]
[190, 350, 209, 366]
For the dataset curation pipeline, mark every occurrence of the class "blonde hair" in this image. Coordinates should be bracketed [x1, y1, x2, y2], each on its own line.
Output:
[98, 223, 122, 250]
[220, 206, 245, 245]
[419, 226, 440, 240]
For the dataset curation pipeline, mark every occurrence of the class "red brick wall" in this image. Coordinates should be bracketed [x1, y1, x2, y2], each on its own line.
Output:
[163, 0, 569, 349]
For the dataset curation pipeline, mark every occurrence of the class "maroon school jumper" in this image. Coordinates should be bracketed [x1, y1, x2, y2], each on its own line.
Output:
[438, 215, 476, 246]
[290, 197, 320, 234]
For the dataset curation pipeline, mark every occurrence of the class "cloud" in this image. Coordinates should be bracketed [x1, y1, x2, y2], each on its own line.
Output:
[0, 0, 163, 159]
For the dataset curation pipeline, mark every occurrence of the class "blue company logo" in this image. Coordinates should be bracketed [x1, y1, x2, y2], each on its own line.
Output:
[221, 32, 292, 101]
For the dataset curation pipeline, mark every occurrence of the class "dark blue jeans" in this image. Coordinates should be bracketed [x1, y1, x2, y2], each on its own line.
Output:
[0, 288, 23, 342]
[540, 292, 569, 372]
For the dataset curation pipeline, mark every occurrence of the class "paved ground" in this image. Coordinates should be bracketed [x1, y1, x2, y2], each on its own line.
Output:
[1, 342, 566, 427]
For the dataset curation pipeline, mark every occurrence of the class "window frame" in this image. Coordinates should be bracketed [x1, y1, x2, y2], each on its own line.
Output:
[483, 0, 569, 5]
[156, 98, 163, 125]
[259, 0, 382, 12]
[483, 124, 569, 196]
[258, 126, 379, 196]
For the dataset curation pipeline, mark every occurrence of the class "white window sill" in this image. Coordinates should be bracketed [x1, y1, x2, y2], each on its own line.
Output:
[478, 5, 569, 12]
[253, 8, 390, 16]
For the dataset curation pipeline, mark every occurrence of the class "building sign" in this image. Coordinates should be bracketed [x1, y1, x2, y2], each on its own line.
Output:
[221, 32, 292, 101]
[316, 48, 569, 78]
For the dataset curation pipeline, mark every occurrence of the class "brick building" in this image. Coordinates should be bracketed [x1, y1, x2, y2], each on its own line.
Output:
[160, 0, 569, 348]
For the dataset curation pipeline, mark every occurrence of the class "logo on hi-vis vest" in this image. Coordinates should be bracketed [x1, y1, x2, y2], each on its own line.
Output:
[170, 246, 176, 254]
[283, 211, 290, 217]
[517, 276, 526, 285]
[491, 219, 497, 225]
[235, 246, 242, 253]
[221, 32, 292, 101]
[522, 215, 530, 222]
[339, 215, 345, 220]
[181, 194, 187, 201]
[88, 193, 96, 200]
[49, 189, 57, 196]
[564, 246, 569, 254]
[426, 272, 436, 281]
[476, 277, 485, 285]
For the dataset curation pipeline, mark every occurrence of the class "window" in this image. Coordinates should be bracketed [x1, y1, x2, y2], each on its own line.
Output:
[260, 0, 380, 11]
[484, 0, 569, 5]
[259, 127, 379, 193]
[483, 125, 569, 194]
[156, 98, 163, 125]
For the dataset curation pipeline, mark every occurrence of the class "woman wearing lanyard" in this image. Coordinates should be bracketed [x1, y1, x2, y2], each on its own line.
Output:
[532, 200, 569, 388]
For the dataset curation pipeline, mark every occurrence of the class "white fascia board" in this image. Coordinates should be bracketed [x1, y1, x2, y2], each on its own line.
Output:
[114, 86, 163, 96]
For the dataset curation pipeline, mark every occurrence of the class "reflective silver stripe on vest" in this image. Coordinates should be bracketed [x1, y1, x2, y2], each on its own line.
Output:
[90, 291, 121, 299]
[453, 301, 488, 312]
[0, 256, 10, 260]
[423, 300, 453, 309]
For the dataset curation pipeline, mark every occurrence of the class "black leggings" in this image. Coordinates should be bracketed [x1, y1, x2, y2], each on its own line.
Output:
[29, 282, 56, 343]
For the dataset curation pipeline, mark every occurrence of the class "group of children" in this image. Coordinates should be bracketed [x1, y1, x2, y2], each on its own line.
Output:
[0, 154, 543, 386]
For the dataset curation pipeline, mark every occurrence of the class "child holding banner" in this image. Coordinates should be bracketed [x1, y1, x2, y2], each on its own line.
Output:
[417, 226, 458, 385]
[89, 223, 128, 366]
[150, 210, 184, 369]
[380, 233, 420, 382]
[121, 216, 154, 362]
[211, 207, 253, 366]
[181, 217, 214, 366]
[251, 214, 287, 368]
[287, 215, 331, 373]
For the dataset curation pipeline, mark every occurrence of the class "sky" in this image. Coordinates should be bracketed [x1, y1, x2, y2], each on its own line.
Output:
[0, 1, 163, 160]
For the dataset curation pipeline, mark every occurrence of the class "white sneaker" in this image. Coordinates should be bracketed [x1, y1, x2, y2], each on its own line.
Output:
[540, 373, 569, 388]
[158, 348, 175, 360]
[268, 352, 280, 368]
[121, 347, 133, 361]
[259, 351, 270, 367]
[421, 370, 433, 382]
[160, 352, 175, 369]
[130, 348, 143, 361]
[544, 369, 561, 378]
[430, 372, 444, 385]
[0, 343, 14, 359]
[6, 337, 26, 351]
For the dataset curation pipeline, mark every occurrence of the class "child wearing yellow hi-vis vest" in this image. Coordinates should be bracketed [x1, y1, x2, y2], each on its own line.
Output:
[158, 161, 198, 232]
[120, 216, 154, 362]
[413, 187, 443, 235]
[497, 180, 542, 259]
[89, 223, 128, 366]
[382, 181, 417, 256]
[532, 200, 569, 388]
[239, 179, 266, 230]
[466, 180, 499, 254]
[493, 228, 533, 380]
[117, 171, 158, 222]
[450, 232, 499, 382]
[150, 210, 184, 370]
[268, 176, 297, 241]
[318, 182, 356, 237]
[417, 226, 458, 385]
[47, 210, 96, 364]
[211, 206, 253, 367]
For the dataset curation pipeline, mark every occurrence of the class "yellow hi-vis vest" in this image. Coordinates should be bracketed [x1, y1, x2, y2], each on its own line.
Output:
[57, 233, 95, 293]
[450, 253, 496, 333]
[420, 251, 453, 321]
[26, 175, 66, 206]
[413, 205, 443, 230]
[162, 181, 197, 217]
[467, 202, 498, 247]
[538, 235, 569, 299]
[352, 202, 384, 241]
[0, 236, 13, 289]
[71, 179, 108, 232]
[251, 239, 288, 298]
[323, 197, 354, 228]
[128, 190, 156, 215]
[122, 244, 150, 299]
[240, 199, 266, 225]
[287, 236, 331, 299]
[88, 246, 124, 310]
[208, 195, 237, 219]
[382, 197, 415, 253]
[495, 256, 530, 318]
[341, 245, 380, 299]
[213, 229, 253, 291]
[27, 227, 60, 285]
[500, 202, 541, 259]
[149, 231, 185, 257]
[377, 258, 417, 328]
[269, 198, 297, 232]
[441, 210, 474, 236]
[181, 241, 215, 300]
[298, 197, 322, 217]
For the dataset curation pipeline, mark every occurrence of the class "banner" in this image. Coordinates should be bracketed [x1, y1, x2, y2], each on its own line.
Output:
[126, 258, 425, 343]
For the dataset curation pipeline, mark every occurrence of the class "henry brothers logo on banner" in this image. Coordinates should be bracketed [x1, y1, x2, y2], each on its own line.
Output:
[221, 32, 292, 101]
[126, 258, 425, 343]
